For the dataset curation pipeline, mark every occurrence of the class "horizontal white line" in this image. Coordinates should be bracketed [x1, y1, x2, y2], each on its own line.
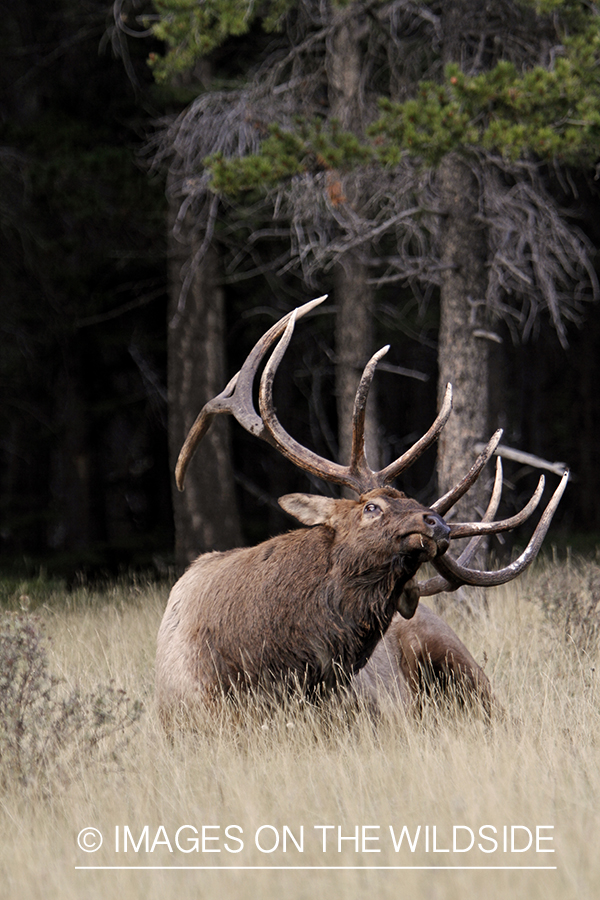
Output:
[76, 866, 558, 871]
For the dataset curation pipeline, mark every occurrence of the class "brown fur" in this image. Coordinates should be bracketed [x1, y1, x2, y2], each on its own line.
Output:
[353, 605, 495, 715]
[156, 487, 494, 723]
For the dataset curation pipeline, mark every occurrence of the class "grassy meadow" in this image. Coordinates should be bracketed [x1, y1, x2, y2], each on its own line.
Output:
[0, 558, 599, 900]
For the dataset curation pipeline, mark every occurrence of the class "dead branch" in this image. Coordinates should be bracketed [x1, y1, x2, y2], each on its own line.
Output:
[474, 442, 567, 477]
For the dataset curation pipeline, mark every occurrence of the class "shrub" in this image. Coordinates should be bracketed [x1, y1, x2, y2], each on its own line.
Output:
[0, 613, 143, 792]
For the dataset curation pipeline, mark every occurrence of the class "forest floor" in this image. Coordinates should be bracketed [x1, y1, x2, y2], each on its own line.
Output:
[0, 559, 599, 900]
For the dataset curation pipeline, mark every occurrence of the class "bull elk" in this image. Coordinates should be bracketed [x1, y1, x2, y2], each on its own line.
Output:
[156, 296, 568, 722]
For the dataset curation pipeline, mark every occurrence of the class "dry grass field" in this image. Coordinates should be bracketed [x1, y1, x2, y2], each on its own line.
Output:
[0, 558, 599, 900]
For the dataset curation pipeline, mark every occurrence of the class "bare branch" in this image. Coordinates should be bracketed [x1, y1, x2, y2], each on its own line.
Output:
[473, 442, 568, 477]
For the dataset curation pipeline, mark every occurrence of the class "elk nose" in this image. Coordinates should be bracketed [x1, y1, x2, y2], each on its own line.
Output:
[423, 512, 451, 550]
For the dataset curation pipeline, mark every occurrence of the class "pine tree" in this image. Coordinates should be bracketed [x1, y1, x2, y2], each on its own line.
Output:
[147, 0, 598, 523]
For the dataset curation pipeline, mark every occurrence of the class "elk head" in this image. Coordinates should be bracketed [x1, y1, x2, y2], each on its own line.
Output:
[175, 295, 568, 607]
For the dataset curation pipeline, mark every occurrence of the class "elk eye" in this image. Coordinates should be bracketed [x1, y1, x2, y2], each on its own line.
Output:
[364, 502, 381, 516]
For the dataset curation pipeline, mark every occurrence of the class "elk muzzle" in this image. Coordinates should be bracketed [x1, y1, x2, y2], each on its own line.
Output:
[395, 511, 450, 619]
[397, 510, 451, 560]
[424, 512, 451, 553]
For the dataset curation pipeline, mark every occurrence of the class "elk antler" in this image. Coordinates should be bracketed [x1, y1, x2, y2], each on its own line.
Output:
[176, 297, 453, 495]
[418, 462, 569, 595]
[175, 295, 327, 491]
[258, 309, 453, 493]
[177, 296, 568, 588]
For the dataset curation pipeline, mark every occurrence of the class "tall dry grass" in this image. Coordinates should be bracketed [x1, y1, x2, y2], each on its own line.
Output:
[0, 559, 599, 900]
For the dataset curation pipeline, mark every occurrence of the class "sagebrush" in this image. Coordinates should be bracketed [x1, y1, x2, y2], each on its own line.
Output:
[0, 612, 142, 792]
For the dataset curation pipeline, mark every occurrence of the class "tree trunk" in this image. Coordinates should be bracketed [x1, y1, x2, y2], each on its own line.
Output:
[327, 11, 380, 481]
[334, 261, 379, 472]
[436, 154, 492, 521]
[167, 196, 242, 569]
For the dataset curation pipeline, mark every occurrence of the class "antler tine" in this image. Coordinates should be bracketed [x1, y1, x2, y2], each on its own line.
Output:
[419, 456, 504, 595]
[343, 345, 450, 490]
[447, 473, 545, 540]
[175, 371, 240, 491]
[454, 455, 504, 564]
[377, 383, 453, 486]
[349, 346, 390, 485]
[429, 469, 569, 589]
[431, 428, 503, 515]
[259, 321, 455, 494]
[175, 295, 327, 491]
[259, 309, 364, 491]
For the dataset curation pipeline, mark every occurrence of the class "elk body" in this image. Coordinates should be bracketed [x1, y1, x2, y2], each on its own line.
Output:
[156, 297, 567, 723]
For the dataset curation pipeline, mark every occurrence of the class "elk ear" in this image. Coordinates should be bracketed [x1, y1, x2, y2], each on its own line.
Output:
[278, 493, 338, 526]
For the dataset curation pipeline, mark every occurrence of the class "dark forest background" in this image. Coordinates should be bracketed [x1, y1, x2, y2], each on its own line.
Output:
[2, 0, 600, 581]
